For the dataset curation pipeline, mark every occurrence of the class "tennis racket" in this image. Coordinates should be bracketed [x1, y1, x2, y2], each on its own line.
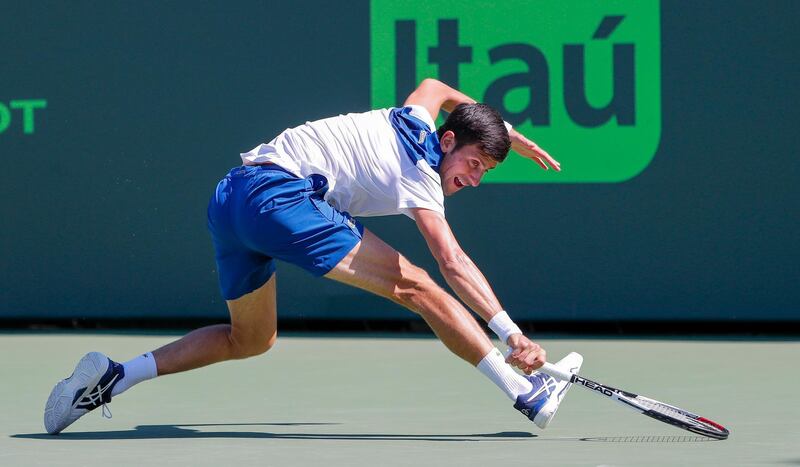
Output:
[514, 353, 729, 440]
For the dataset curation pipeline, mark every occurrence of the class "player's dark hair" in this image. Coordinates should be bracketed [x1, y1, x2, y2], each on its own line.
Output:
[437, 103, 511, 162]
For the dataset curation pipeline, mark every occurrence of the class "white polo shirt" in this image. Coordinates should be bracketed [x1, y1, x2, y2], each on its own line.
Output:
[240, 105, 443, 219]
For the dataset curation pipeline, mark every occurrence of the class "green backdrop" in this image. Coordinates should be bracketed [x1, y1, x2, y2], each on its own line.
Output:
[1, 1, 798, 321]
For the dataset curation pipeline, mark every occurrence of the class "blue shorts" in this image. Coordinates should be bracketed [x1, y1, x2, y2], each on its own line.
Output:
[207, 164, 364, 300]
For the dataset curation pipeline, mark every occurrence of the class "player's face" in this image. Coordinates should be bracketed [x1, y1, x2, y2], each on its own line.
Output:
[439, 132, 498, 196]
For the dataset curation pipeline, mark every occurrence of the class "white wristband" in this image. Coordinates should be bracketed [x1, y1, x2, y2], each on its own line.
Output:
[488, 311, 522, 344]
[503, 120, 513, 133]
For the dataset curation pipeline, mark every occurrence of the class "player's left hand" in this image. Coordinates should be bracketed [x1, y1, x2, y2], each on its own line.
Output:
[506, 333, 547, 374]
[509, 128, 561, 172]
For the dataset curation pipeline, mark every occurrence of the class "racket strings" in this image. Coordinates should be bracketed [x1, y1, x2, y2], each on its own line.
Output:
[641, 399, 690, 418]
[636, 397, 721, 431]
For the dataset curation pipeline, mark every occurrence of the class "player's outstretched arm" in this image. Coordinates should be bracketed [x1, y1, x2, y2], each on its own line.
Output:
[411, 207, 545, 373]
[412, 207, 500, 320]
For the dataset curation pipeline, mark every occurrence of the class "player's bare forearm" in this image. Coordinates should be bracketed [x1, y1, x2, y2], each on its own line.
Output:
[440, 253, 546, 372]
[403, 78, 476, 121]
[438, 251, 503, 323]
[412, 208, 502, 322]
[412, 208, 546, 372]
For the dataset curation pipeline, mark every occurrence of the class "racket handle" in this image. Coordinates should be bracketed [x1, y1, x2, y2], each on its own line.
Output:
[502, 347, 575, 382]
[538, 362, 574, 382]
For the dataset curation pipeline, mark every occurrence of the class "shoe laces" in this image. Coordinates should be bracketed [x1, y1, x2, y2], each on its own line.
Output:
[101, 403, 113, 419]
[524, 373, 558, 402]
[76, 373, 120, 411]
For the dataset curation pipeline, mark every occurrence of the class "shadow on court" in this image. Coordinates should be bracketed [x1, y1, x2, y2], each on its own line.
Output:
[12, 424, 716, 443]
[12, 423, 537, 442]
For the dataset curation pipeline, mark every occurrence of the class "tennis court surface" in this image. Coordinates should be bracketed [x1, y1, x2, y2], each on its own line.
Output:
[2, 333, 797, 466]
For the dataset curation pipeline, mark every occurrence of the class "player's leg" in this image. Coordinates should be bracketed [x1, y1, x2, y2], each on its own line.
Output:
[44, 166, 286, 434]
[325, 229, 492, 365]
[43, 274, 278, 435]
[151, 273, 277, 375]
[324, 229, 582, 428]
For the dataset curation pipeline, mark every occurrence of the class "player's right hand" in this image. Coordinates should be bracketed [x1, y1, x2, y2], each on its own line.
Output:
[505, 334, 546, 374]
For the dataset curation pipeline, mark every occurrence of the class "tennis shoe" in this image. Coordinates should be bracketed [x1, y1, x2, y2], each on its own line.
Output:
[44, 351, 124, 434]
[514, 352, 583, 429]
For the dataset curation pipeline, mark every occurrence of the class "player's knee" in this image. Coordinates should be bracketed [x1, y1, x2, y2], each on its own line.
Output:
[230, 330, 277, 359]
[254, 331, 278, 356]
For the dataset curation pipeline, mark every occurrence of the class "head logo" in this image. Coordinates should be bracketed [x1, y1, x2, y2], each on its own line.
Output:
[371, 0, 661, 183]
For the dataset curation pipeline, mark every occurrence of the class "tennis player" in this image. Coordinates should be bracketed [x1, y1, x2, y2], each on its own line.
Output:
[44, 78, 583, 434]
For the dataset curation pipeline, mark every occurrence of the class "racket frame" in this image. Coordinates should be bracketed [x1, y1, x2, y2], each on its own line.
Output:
[536, 361, 729, 440]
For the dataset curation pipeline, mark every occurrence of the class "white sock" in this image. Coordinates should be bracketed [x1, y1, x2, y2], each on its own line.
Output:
[477, 347, 533, 400]
[111, 352, 159, 397]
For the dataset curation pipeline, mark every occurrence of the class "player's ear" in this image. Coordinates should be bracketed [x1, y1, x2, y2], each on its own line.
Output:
[440, 130, 456, 153]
